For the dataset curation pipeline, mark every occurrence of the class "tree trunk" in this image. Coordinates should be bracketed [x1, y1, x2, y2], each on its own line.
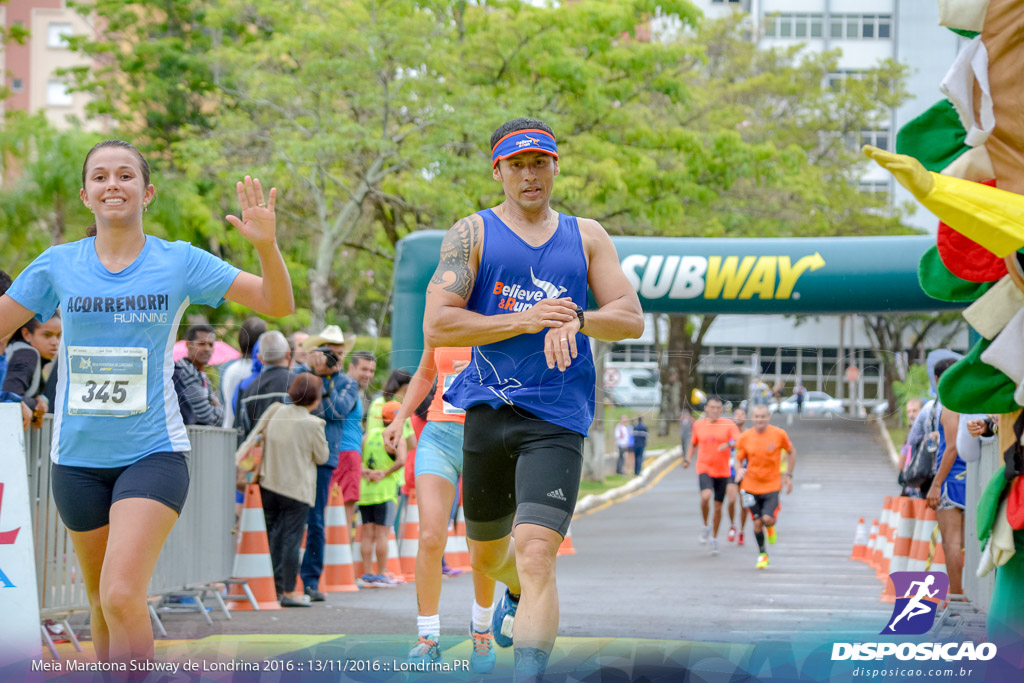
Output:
[659, 314, 715, 434]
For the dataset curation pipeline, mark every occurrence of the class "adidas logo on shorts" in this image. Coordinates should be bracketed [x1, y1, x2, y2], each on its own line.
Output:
[547, 488, 567, 501]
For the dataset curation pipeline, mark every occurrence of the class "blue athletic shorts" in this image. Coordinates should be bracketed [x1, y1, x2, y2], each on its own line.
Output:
[940, 474, 966, 511]
[414, 420, 465, 487]
[51, 452, 190, 532]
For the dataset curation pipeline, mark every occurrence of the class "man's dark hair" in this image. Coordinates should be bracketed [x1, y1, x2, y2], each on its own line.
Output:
[186, 324, 216, 341]
[934, 358, 957, 380]
[706, 396, 723, 405]
[490, 118, 555, 150]
[238, 317, 267, 357]
[349, 350, 377, 368]
[0, 269, 11, 297]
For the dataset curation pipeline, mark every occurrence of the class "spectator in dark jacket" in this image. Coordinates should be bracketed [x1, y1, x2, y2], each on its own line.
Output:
[235, 330, 292, 441]
[172, 324, 222, 426]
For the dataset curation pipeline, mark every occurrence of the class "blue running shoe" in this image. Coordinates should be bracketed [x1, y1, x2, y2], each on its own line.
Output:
[491, 589, 519, 648]
[408, 635, 441, 665]
[470, 628, 496, 673]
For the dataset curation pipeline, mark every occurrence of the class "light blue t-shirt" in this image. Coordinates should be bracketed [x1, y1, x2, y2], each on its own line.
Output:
[6, 236, 240, 467]
[339, 393, 363, 452]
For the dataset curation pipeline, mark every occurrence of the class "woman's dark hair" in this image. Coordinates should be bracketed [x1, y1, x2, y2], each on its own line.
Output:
[82, 140, 151, 238]
[288, 373, 323, 407]
[382, 369, 412, 400]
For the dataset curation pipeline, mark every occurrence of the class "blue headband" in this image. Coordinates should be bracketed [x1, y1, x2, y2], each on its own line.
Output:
[491, 129, 559, 167]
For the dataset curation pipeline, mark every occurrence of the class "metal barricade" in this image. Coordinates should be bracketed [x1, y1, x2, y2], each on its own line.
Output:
[963, 439, 1000, 609]
[24, 418, 237, 616]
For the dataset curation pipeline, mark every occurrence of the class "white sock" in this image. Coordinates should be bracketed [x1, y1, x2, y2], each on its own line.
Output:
[418, 614, 440, 639]
[472, 601, 494, 633]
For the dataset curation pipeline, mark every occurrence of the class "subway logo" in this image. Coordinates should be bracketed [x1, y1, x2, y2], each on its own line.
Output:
[621, 253, 826, 300]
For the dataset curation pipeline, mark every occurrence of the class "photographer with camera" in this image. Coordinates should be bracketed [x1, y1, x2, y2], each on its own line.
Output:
[298, 325, 359, 601]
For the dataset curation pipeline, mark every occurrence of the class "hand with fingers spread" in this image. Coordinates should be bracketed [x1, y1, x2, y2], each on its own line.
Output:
[544, 316, 581, 372]
[227, 176, 278, 249]
[519, 297, 577, 335]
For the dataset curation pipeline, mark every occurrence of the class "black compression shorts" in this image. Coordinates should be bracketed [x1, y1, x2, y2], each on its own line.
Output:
[462, 404, 583, 541]
[51, 452, 190, 532]
[698, 473, 730, 503]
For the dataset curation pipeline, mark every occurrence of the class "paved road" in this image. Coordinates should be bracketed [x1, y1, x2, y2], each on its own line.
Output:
[132, 415, 897, 645]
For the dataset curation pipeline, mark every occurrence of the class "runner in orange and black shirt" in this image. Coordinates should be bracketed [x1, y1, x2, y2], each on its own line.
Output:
[735, 405, 796, 570]
[682, 397, 739, 555]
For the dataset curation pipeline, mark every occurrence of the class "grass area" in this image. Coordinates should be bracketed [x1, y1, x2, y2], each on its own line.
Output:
[578, 473, 634, 498]
[601, 404, 683, 453]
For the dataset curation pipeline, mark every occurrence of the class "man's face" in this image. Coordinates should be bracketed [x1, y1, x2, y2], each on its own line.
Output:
[348, 358, 376, 388]
[187, 332, 216, 366]
[292, 332, 309, 364]
[706, 400, 723, 420]
[493, 151, 559, 212]
[906, 401, 922, 425]
[752, 407, 771, 431]
[733, 409, 746, 426]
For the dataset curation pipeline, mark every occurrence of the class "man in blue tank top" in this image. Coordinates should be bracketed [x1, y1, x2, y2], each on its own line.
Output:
[424, 117, 644, 678]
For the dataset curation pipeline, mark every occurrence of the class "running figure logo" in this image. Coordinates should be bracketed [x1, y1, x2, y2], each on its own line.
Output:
[882, 571, 949, 635]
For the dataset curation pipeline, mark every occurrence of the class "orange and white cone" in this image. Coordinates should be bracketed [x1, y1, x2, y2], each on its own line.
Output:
[321, 488, 359, 592]
[878, 496, 909, 580]
[907, 502, 937, 572]
[871, 496, 893, 573]
[228, 484, 281, 611]
[399, 492, 419, 582]
[863, 518, 879, 566]
[557, 524, 576, 556]
[448, 505, 471, 572]
[889, 498, 919, 575]
[849, 517, 868, 562]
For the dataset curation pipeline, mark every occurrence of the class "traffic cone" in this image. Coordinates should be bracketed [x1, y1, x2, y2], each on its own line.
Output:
[399, 491, 419, 582]
[228, 484, 281, 611]
[849, 517, 868, 561]
[321, 487, 359, 592]
[878, 496, 909, 580]
[863, 519, 879, 566]
[870, 497, 893, 572]
[448, 505, 471, 572]
[889, 497, 917, 574]
[907, 502, 937, 572]
[557, 524, 576, 556]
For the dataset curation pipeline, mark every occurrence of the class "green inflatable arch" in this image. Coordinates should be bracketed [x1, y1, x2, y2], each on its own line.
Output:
[390, 233, 955, 371]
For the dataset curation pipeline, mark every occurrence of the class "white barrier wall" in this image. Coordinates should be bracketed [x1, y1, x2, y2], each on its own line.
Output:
[0, 403, 43, 677]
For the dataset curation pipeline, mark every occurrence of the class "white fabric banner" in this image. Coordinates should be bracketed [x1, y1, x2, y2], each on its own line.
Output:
[0, 403, 43, 675]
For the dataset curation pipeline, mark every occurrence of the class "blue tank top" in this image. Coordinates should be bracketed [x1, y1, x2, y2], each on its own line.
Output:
[444, 209, 595, 435]
[936, 407, 966, 479]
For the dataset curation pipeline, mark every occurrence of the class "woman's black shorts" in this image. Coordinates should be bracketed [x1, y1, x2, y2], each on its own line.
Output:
[51, 452, 190, 532]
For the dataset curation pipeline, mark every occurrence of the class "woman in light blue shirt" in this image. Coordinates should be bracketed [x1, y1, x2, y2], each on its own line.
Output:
[0, 140, 293, 665]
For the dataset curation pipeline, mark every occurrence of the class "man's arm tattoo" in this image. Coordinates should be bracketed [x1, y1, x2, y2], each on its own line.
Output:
[429, 216, 479, 300]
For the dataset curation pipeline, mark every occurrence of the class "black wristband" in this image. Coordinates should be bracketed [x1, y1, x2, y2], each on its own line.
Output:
[575, 305, 585, 329]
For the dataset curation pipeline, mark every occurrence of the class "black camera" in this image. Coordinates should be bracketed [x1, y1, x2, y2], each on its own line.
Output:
[315, 346, 340, 369]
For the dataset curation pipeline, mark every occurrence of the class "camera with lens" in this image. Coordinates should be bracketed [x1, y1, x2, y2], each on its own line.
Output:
[315, 346, 340, 369]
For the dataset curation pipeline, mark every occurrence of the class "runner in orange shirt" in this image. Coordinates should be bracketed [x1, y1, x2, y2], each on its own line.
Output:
[735, 405, 796, 569]
[682, 397, 740, 555]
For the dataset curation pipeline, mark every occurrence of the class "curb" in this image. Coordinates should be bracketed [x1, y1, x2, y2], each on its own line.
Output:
[574, 446, 683, 518]
[870, 416, 902, 472]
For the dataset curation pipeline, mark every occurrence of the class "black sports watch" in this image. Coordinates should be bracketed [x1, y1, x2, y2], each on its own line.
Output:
[575, 305, 585, 330]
